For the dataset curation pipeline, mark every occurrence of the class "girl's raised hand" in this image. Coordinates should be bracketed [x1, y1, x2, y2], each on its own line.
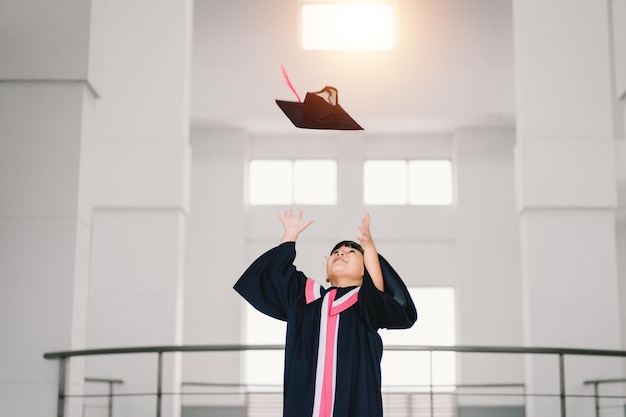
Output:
[278, 208, 314, 243]
[357, 213, 376, 251]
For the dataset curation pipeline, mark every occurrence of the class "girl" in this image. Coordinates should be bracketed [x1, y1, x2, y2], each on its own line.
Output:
[234, 209, 417, 417]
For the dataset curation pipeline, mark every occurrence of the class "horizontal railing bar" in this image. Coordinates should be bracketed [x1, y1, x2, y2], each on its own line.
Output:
[64, 392, 158, 398]
[182, 382, 282, 387]
[44, 344, 285, 359]
[453, 392, 626, 400]
[584, 377, 626, 385]
[180, 382, 525, 390]
[456, 383, 525, 388]
[68, 392, 255, 398]
[85, 378, 124, 384]
[64, 390, 626, 401]
[385, 345, 626, 356]
[43, 344, 626, 359]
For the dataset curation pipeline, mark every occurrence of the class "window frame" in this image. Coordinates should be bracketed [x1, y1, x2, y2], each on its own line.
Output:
[363, 158, 454, 206]
[248, 158, 339, 206]
[299, 0, 396, 51]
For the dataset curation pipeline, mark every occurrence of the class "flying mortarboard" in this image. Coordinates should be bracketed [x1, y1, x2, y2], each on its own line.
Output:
[276, 66, 363, 130]
[276, 86, 364, 130]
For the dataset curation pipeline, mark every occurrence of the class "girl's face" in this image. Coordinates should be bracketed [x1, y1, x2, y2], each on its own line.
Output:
[326, 245, 365, 287]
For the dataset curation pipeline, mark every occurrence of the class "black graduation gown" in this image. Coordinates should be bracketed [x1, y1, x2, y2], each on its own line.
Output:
[234, 241, 417, 417]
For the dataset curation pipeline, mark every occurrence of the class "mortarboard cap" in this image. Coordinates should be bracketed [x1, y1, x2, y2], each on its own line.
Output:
[276, 86, 363, 130]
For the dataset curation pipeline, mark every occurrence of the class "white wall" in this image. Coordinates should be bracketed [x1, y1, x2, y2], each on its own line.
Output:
[455, 128, 524, 407]
[84, 2, 193, 417]
[182, 128, 525, 401]
[182, 128, 247, 408]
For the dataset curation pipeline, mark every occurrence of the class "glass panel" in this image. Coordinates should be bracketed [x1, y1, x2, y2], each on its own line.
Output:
[380, 287, 456, 390]
[408, 160, 453, 205]
[363, 160, 408, 205]
[245, 303, 286, 385]
[301, 3, 394, 50]
[294, 159, 337, 205]
[344, 3, 394, 50]
[249, 160, 292, 205]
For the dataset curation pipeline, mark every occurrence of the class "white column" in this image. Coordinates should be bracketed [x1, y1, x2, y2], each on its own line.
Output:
[455, 129, 524, 409]
[86, 1, 192, 417]
[513, 1, 620, 417]
[0, 0, 102, 416]
[182, 128, 247, 411]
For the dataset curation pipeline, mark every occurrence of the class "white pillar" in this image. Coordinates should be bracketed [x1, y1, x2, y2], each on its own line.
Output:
[455, 129, 524, 410]
[182, 128, 247, 412]
[0, 0, 102, 416]
[513, 1, 620, 416]
[86, 1, 192, 417]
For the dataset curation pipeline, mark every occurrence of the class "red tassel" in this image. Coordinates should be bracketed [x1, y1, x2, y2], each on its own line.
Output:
[280, 65, 302, 102]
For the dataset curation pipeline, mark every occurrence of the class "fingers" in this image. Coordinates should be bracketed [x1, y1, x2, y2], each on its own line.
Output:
[278, 208, 304, 220]
[359, 213, 371, 233]
[277, 209, 313, 229]
[359, 212, 370, 224]
[357, 213, 374, 246]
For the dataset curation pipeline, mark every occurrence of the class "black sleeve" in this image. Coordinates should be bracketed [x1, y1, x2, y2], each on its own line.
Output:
[233, 242, 307, 321]
[359, 254, 418, 331]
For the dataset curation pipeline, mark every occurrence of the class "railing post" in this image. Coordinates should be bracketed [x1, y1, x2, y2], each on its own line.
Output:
[107, 380, 114, 417]
[592, 382, 600, 417]
[559, 353, 566, 417]
[57, 357, 67, 417]
[429, 349, 434, 417]
[156, 351, 163, 417]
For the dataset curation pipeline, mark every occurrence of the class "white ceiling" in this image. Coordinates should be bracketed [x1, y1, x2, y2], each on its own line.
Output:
[190, 0, 515, 134]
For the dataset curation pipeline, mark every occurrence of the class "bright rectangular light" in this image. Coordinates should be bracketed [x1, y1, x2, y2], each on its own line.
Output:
[363, 160, 408, 205]
[294, 159, 337, 205]
[249, 160, 293, 205]
[408, 160, 453, 205]
[301, 2, 394, 50]
[249, 159, 337, 205]
[364, 159, 454, 206]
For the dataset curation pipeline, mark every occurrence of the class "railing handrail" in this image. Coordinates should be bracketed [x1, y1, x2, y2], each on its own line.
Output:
[42, 343, 626, 360]
[584, 377, 626, 385]
[85, 377, 124, 384]
[43, 344, 626, 417]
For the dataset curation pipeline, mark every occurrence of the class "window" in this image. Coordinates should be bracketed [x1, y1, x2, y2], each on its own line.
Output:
[244, 287, 456, 390]
[363, 159, 453, 205]
[301, 2, 394, 50]
[249, 159, 337, 205]
[380, 287, 456, 390]
[244, 303, 285, 386]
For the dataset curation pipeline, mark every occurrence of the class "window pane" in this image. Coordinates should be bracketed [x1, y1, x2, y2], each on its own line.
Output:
[245, 303, 285, 385]
[301, 3, 394, 50]
[294, 160, 337, 205]
[408, 160, 453, 205]
[380, 287, 456, 390]
[249, 160, 292, 205]
[345, 3, 394, 50]
[363, 160, 407, 205]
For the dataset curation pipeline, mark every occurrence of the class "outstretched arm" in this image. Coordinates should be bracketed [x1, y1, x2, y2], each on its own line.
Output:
[278, 208, 314, 243]
[357, 213, 384, 291]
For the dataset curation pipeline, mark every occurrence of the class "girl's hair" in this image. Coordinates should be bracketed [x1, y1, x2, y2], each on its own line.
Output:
[329, 240, 364, 255]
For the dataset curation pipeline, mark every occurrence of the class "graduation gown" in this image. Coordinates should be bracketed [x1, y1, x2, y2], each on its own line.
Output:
[234, 241, 417, 417]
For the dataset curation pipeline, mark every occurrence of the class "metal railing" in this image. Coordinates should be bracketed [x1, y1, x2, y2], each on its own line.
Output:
[584, 377, 626, 417]
[83, 378, 124, 417]
[43, 344, 626, 417]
